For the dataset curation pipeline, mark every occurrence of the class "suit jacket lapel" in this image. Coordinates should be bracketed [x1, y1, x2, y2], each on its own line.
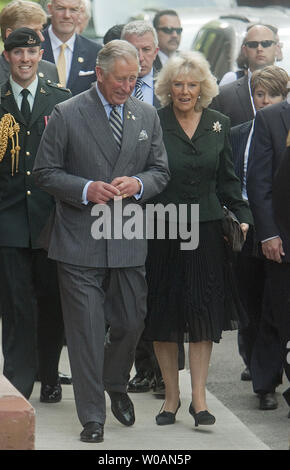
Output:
[280, 100, 290, 133]
[41, 29, 55, 64]
[235, 77, 254, 122]
[29, 78, 52, 127]
[78, 86, 119, 167]
[112, 97, 142, 177]
[67, 35, 87, 91]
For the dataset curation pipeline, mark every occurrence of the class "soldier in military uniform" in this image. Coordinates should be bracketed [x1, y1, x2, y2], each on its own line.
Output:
[0, 28, 72, 400]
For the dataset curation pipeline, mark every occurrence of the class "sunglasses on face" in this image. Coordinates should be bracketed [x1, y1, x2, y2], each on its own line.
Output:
[157, 27, 183, 35]
[245, 40, 276, 48]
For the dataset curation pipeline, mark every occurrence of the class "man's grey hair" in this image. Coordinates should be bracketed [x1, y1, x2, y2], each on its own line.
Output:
[121, 20, 158, 47]
[96, 39, 139, 74]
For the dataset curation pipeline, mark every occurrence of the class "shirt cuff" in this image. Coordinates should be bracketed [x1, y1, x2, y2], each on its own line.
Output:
[261, 235, 280, 243]
[82, 180, 93, 205]
[132, 176, 143, 200]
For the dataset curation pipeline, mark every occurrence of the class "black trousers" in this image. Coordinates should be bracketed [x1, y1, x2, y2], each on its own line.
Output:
[0, 247, 64, 398]
[265, 260, 290, 386]
[235, 228, 283, 393]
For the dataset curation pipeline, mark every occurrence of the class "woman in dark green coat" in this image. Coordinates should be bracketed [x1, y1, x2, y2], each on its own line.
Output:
[144, 51, 253, 428]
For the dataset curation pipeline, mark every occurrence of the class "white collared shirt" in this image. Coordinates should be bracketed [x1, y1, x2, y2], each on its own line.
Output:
[48, 25, 76, 84]
[9, 75, 39, 111]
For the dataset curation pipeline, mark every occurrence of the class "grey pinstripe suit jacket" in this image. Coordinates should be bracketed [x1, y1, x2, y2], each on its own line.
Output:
[33, 84, 170, 268]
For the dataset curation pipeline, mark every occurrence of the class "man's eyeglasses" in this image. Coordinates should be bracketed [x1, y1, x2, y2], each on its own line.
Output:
[157, 27, 183, 35]
[245, 40, 276, 48]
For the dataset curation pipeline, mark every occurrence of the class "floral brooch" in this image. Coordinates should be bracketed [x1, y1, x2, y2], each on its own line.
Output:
[213, 121, 222, 133]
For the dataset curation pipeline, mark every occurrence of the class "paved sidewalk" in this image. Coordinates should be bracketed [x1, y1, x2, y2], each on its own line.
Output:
[29, 347, 270, 451]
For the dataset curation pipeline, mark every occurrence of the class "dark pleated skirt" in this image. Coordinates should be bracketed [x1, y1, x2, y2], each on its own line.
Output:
[144, 220, 247, 344]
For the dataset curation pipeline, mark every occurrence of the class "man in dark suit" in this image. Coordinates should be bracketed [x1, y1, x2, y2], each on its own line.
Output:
[0, 28, 72, 401]
[42, 0, 101, 96]
[211, 24, 278, 126]
[152, 10, 182, 72]
[0, 0, 59, 85]
[33, 40, 170, 443]
[121, 20, 161, 393]
[247, 99, 290, 418]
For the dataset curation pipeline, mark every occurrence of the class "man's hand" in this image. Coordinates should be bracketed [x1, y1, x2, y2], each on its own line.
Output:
[111, 176, 141, 198]
[262, 237, 285, 263]
[87, 181, 120, 204]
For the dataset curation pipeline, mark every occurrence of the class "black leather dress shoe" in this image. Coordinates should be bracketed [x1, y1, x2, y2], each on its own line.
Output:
[40, 381, 62, 403]
[259, 392, 278, 410]
[108, 391, 135, 426]
[127, 373, 154, 393]
[80, 422, 104, 443]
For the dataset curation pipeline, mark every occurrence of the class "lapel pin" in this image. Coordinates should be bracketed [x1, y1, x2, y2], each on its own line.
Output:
[38, 72, 44, 78]
[78, 57, 84, 63]
[5, 90, 11, 96]
[40, 88, 46, 94]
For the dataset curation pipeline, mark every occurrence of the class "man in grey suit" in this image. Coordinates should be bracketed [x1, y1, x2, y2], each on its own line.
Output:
[33, 40, 170, 443]
[211, 24, 278, 126]
[0, 1, 59, 85]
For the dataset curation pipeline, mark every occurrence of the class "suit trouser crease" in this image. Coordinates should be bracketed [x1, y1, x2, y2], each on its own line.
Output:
[57, 263, 147, 426]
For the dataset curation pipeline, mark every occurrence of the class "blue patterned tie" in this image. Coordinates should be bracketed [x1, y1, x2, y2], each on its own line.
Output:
[134, 78, 144, 101]
[109, 105, 123, 149]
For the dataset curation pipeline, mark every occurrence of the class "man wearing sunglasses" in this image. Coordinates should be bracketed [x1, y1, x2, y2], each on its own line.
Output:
[211, 24, 278, 127]
[152, 10, 182, 72]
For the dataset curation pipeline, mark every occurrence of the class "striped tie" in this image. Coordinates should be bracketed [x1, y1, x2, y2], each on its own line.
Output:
[134, 78, 144, 101]
[109, 105, 123, 149]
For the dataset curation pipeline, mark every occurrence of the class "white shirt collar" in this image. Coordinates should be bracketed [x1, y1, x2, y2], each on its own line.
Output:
[9, 75, 39, 100]
[48, 24, 76, 51]
[138, 68, 154, 89]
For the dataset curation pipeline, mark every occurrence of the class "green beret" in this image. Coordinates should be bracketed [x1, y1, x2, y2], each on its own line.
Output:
[4, 27, 41, 51]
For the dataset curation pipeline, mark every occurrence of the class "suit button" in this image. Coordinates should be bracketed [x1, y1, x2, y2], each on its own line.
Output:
[26, 131, 30, 136]
[27, 190, 31, 196]
[26, 171, 31, 176]
[26, 151, 30, 156]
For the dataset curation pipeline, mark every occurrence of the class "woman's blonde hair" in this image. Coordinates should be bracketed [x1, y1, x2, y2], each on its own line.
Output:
[251, 65, 289, 99]
[155, 51, 219, 111]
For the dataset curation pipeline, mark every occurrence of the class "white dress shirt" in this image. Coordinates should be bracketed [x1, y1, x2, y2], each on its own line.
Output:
[48, 25, 76, 84]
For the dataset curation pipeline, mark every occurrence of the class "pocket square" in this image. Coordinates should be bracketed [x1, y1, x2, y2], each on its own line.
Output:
[78, 70, 95, 76]
[138, 130, 148, 141]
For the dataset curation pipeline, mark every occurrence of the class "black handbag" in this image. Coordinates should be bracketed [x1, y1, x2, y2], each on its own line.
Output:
[222, 206, 245, 252]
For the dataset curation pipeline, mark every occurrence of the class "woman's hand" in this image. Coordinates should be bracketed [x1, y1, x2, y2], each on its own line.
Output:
[240, 223, 249, 240]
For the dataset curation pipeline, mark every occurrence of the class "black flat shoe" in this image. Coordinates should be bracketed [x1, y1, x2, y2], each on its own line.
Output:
[80, 422, 104, 443]
[40, 381, 62, 403]
[156, 400, 181, 425]
[189, 403, 216, 427]
[108, 391, 135, 426]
